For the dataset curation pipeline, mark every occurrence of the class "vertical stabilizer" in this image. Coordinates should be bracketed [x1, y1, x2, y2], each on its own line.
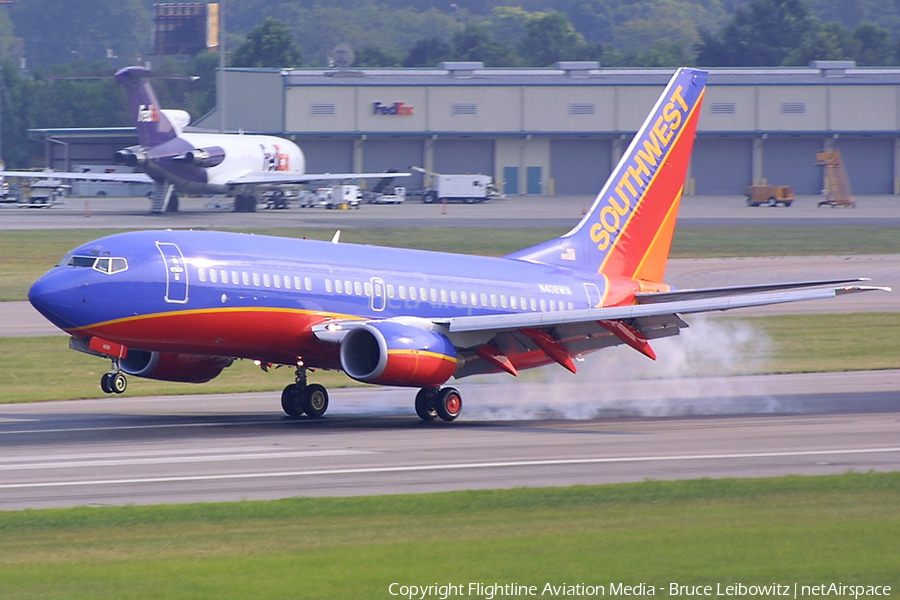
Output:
[506, 68, 707, 284]
[115, 66, 178, 147]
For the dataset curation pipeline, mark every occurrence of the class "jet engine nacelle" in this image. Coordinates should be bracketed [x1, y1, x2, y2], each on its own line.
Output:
[178, 146, 226, 168]
[121, 350, 232, 383]
[114, 147, 147, 168]
[339, 321, 457, 387]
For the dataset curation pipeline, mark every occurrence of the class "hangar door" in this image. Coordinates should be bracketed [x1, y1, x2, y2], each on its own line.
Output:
[835, 138, 894, 195]
[433, 139, 494, 177]
[550, 139, 612, 195]
[362, 139, 425, 189]
[296, 139, 353, 175]
[691, 138, 752, 195]
[762, 138, 822, 194]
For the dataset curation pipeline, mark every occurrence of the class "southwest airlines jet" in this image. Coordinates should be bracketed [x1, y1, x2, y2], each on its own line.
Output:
[28, 68, 888, 422]
[1, 66, 405, 212]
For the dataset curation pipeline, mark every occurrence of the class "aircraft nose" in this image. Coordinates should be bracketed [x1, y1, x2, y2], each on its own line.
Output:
[28, 271, 80, 331]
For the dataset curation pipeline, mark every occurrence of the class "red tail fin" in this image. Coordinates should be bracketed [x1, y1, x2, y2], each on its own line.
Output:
[506, 68, 707, 284]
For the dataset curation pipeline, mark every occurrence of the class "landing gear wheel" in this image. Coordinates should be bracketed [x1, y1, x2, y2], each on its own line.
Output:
[100, 373, 114, 394]
[435, 387, 462, 422]
[281, 384, 304, 418]
[109, 372, 127, 394]
[415, 388, 438, 421]
[301, 384, 329, 418]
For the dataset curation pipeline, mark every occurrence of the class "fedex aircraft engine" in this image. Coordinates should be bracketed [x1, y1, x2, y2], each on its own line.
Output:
[121, 350, 233, 383]
[339, 321, 457, 387]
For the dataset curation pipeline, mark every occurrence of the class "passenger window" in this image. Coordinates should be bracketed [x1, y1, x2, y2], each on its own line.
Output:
[210, 270, 218, 283]
[490, 294, 497, 308]
[335, 280, 343, 294]
[355, 281, 363, 295]
[420, 287, 428, 302]
[510, 296, 517, 309]
[242, 272, 249, 286]
[450, 290, 458, 303]
[530, 298, 537, 311]
[549, 299, 556, 311]
[345, 281, 353, 295]
[232, 271, 239, 285]
[540, 299, 547, 311]
[263, 273, 271, 288]
[305, 277, 312, 291]
[387, 284, 395, 298]
[220, 270, 228, 283]
[253, 272, 261, 286]
[500, 295, 507, 309]
[399, 286, 407, 300]
[199, 268, 207, 282]
[274, 274, 281, 289]
[294, 276, 302, 289]
[460, 291, 468, 305]
[325, 279, 333, 293]
[364, 282, 372, 296]
[284, 275, 291, 289]
[480, 293, 488, 306]
[410, 287, 417, 301]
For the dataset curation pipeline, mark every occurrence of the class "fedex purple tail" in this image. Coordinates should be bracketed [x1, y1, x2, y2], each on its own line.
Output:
[506, 68, 707, 285]
[115, 66, 178, 148]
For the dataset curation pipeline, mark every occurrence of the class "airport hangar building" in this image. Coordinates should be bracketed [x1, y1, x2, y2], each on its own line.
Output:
[36, 60, 900, 196]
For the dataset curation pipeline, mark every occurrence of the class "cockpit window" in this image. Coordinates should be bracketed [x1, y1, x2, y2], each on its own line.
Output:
[65, 255, 129, 274]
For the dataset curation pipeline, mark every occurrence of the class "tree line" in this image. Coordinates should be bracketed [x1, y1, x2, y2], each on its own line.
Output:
[2, 0, 900, 167]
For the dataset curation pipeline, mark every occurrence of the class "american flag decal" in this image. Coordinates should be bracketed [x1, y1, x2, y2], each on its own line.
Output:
[560, 248, 576, 261]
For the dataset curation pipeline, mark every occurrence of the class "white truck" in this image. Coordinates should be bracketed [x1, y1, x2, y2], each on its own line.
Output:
[413, 168, 499, 204]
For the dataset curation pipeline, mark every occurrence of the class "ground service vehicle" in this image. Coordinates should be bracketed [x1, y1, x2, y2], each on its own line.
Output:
[746, 185, 794, 207]
[418, 172, 499, 204]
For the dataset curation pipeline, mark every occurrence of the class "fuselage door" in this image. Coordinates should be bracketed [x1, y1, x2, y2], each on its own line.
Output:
[583, 282, 602, 308]
[156, 242, 189, 304]
[370, 277, 386, 312]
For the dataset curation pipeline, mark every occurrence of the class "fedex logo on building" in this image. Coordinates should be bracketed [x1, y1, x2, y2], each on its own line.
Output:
[373, 101, 414, 116]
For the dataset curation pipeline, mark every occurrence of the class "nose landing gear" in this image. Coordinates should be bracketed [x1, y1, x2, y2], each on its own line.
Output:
[100, 361, 127, 395]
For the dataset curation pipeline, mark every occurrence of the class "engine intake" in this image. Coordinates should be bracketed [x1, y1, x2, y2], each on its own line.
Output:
[121, 350, 232, 383]
[340, 322, 457, 387]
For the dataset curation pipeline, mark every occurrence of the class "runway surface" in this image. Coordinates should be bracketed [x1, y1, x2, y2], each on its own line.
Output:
[1, 372, 898, 510]
[2, 194, 900, 230]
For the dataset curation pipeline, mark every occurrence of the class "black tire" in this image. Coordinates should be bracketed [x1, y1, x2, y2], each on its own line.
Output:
[100, 373, 114, 394]
[281, 384, 304, 418]
[301, 384, 329, 418]
[767, 197, 777, 207]
[464, 197, 475, 204]
[423, 190, 437, 204]
[110, 372, 127, 394]
[415, 388, 438, 421]
[435, 387, 462, 422]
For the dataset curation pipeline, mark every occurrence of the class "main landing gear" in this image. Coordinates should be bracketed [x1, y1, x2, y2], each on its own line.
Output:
[281, 367, 329, 419]
[415, 386, 462, 422]
[100, 360, 127, 395]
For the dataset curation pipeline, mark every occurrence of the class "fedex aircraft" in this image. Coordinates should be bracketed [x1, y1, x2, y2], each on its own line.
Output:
[1, 66, 406, 212]
[28, 68, 888, 422]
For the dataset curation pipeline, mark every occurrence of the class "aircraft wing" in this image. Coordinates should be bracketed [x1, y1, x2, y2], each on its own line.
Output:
[0, 170, 153, 183]
[225, 171, 410, 185]
[312, 279, 888, 376]
[438, 280, 888, 335]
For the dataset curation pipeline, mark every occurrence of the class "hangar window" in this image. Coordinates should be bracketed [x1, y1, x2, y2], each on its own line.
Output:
[311, 103, 336, 116]
[781, 102, 806, 115]
[569, 103, 594, 115]
[452, 103, 477, 115]
[710, 102, 736, 115]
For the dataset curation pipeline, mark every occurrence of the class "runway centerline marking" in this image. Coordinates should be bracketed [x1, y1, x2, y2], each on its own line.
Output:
[0, 449, 372, 471]
[1, 447, 897, 490]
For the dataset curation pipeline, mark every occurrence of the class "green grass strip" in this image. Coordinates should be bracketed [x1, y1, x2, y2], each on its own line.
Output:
[2, 226, 899, 301]
[0, 473, 897, 599]
[2, 313, 898, 403]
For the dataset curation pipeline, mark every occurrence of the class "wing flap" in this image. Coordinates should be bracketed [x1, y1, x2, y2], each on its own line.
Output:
[1, 170, 153, 183]
[226, 171, 410, 185]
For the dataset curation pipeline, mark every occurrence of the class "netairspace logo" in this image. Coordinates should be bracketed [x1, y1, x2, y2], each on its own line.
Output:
[387, 582, 893, 599]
